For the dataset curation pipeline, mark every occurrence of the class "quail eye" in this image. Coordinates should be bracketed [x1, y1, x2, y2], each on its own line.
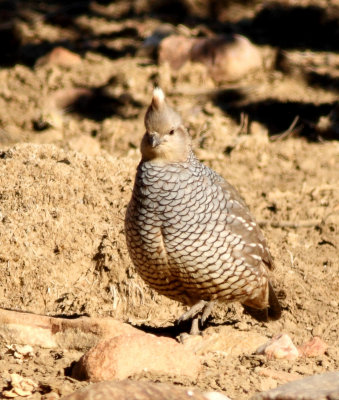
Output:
[169, 129, 175, 135]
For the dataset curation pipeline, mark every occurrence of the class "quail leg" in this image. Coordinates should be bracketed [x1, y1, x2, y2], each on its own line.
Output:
[190, 317, 200, 335]
[201, 300, 216, 325]
[178, 300, 207, 323]
[178, 300, 216, 334]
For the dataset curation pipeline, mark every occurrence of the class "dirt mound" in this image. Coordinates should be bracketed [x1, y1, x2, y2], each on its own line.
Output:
[0, 143, 181, 321]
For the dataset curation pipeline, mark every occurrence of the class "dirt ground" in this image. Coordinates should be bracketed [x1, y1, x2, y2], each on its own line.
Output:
[0, 0, 338, 399]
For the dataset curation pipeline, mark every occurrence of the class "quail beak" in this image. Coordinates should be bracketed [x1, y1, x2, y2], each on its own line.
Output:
[148, 132, 161, 148]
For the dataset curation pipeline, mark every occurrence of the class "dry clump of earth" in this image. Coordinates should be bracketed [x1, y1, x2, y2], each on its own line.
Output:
[0, 0, 338, 399]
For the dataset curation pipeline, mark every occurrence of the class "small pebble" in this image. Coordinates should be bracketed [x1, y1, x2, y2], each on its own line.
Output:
[204, 392, 232, 400]
[256, 334, 299, 360]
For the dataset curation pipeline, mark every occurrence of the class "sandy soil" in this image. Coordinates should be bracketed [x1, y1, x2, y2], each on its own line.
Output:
[0, 0, 338, 399]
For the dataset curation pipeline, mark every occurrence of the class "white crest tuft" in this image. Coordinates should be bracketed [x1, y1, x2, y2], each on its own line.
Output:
[151, 87, 165, 109]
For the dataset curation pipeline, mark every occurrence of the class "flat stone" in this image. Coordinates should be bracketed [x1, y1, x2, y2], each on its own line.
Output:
[251, 372, 339, 400]
[183, 325, 267, 356]
[0, 308, 141, 349]
[62, 380, 209, 400]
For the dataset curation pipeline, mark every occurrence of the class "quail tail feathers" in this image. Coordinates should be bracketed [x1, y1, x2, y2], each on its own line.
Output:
[242, 281, 282, 322]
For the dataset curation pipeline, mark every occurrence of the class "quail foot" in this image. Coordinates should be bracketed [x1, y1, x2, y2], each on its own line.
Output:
[125, 88, 282, 334]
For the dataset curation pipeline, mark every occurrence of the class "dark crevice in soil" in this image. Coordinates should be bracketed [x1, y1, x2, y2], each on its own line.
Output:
[306, 72, 339, 93]
[217, 99, 338, 140]
[236, 4, 339, 51]
[66, 90, 142, 121]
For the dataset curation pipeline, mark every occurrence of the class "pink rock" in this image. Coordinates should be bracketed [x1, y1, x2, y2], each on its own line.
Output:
[36, 47, 81, 67]
[191, 35, 262, 82]
[298, 337, 328, 357]
[256, 334, 299, 360]
[158, 35, 196, 70]
[158, 34, 262, 81]
[72, 333, 201, 381]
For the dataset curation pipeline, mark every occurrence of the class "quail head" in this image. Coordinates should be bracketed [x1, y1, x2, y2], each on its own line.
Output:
[125, 88, 282, 334]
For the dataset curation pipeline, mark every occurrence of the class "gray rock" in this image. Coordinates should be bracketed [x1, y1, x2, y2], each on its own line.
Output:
[252, 372, 339, 400]
[62, 380, 218, 400]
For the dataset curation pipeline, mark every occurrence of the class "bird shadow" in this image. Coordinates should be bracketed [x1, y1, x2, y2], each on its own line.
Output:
[131, 317, 238, 339]
[131, 320, 192, 339]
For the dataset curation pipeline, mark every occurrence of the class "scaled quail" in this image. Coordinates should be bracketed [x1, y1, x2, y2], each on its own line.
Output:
[125, 88, 281, 333]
